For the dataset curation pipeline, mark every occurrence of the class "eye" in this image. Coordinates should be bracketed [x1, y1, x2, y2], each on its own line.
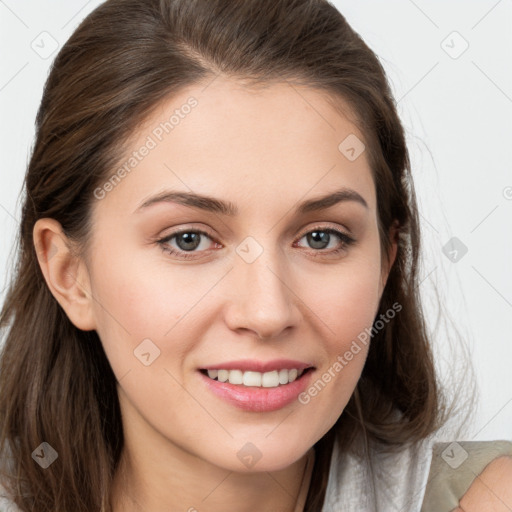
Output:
[294, 226, 355, 256]
[157, 229, 219, 260]
[156, 225, 356, 260]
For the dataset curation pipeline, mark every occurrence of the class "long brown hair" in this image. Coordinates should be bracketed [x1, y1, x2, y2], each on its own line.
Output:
[0, 0, 464, 510]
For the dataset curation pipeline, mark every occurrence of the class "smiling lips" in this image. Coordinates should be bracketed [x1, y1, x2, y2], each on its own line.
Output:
[199, 359, 315, 412]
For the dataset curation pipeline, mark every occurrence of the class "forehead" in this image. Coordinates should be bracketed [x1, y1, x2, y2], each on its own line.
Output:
[97, 77, 376, 217]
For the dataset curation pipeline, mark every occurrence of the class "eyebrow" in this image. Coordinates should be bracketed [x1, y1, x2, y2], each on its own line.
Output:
[135, 187, 369, 216]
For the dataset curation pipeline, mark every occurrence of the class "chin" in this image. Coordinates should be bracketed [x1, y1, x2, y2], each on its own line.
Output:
[207, 441, 311, 474]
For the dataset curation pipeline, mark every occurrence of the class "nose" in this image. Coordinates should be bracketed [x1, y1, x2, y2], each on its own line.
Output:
[224, 244, 301, 340]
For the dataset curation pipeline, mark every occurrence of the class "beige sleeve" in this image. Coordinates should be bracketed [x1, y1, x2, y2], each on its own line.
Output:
[420, 440, 512, 512]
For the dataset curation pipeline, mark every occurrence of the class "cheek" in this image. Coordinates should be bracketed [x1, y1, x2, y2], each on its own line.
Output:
[295, 257, 381, 428]
[86, 248, 175, 375]
[90, 245, 205, 335]
[307, 257, 382, 345]
[87, 244, 231, 386]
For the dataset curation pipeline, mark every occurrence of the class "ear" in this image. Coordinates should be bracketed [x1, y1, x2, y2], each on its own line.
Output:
[33, 218, 96, 331]
[379, 220, 399, 296]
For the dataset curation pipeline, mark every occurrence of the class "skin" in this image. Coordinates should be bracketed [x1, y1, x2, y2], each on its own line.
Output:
[452, 456, 512, 512]
[34, 77, 398, 512]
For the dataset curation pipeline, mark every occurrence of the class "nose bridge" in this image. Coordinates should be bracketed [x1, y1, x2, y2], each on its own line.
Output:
[226, 235, 299, 338]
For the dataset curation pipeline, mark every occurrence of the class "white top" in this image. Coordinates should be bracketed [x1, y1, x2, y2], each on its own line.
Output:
[321, 434, 435, 511]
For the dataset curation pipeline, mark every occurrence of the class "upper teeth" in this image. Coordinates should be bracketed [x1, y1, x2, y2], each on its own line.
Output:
[206, 368, 304, 387]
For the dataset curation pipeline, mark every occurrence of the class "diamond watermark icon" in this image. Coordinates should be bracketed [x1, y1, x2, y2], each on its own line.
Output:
[236, 236, 264, 264]
[237, 442, 262, 469]
[441, 31, 469, 60]
[338, 134, 365, 162]
[32, 442, 58, 469]
[134, 338, 161, 366]
[441, 442, 468, 469]
[31, 31, 59, 60]
[442, 237, 468, 263]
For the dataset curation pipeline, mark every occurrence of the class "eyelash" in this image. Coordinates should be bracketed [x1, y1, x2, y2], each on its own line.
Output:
[156, 225, 355, 260]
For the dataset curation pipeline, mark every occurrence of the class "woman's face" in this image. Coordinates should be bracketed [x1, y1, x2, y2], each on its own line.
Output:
[84, 77, 394, 472]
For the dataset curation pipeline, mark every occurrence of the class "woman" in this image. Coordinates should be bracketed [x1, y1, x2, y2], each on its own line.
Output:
[0, 0, 510, 511]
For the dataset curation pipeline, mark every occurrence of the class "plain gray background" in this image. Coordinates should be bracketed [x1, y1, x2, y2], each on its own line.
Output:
[1, 0, 511, 441]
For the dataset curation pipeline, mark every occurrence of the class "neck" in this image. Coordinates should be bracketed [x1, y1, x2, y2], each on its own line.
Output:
[111, 447, 313, 512]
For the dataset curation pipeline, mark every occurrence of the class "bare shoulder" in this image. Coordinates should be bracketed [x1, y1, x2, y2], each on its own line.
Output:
[452, 455, 512, 512]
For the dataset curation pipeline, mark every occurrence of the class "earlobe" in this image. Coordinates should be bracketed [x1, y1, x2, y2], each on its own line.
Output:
[33, 218, 96, 331]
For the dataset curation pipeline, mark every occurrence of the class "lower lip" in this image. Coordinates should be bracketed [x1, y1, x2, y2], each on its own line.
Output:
[199, 369, 314, 412]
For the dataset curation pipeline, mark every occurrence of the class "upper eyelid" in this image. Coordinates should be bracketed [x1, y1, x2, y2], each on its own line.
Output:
[159, 227, 215, 242]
